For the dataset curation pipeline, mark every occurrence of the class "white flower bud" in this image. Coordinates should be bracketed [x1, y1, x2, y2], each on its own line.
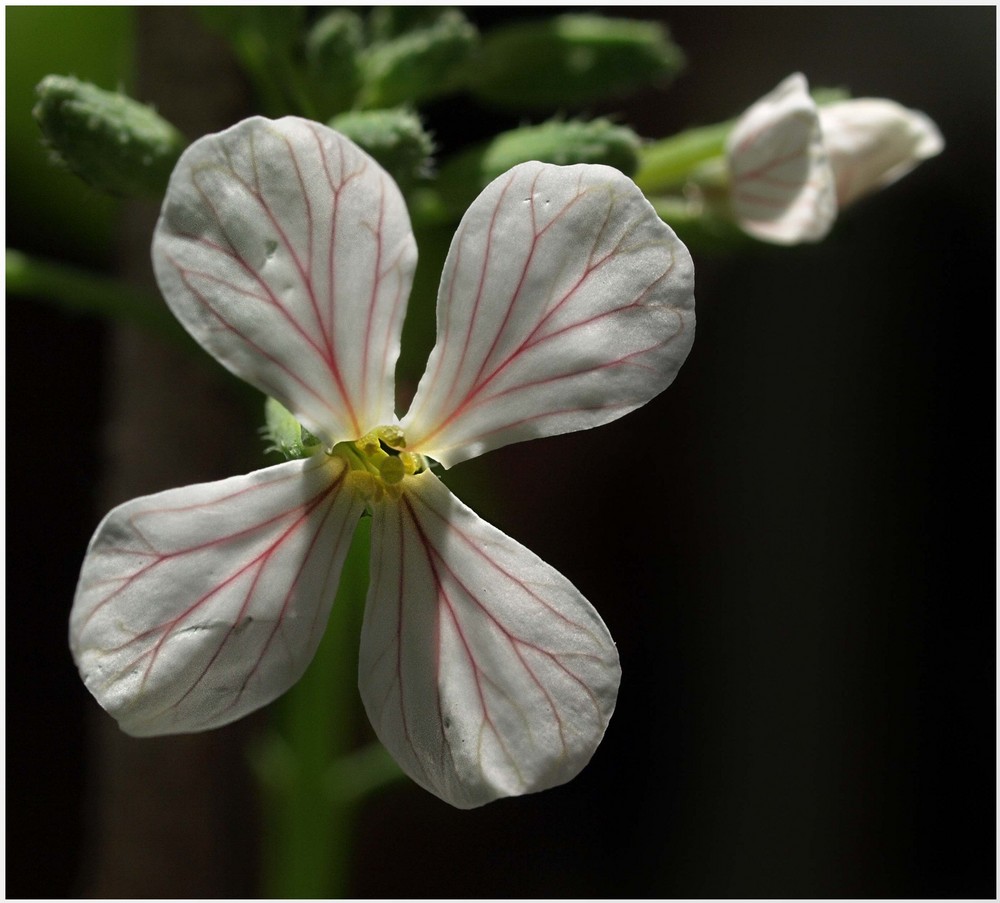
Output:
[818, 98, 945, 207]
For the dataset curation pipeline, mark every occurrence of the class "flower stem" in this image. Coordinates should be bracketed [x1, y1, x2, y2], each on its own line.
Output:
[5, 248, 192, 346]
[255, 517, 372, 898]
[633, 121, 731, 194]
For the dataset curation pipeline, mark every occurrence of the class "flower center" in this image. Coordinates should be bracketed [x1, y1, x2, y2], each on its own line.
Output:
[334, 425, 426, 503]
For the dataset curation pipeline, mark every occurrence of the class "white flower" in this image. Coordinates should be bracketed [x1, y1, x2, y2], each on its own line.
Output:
[727, 73, 943, 245]
[818, 98, 944, 208]
[725, 73, 837, 245]
[69, 117, 696, 809]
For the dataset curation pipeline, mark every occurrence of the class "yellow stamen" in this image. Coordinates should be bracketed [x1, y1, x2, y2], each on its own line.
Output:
[334, 425, 427, 506]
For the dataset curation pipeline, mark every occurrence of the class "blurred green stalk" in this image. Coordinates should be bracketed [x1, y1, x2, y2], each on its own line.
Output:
[255, 517, 402, 898]
[6, 248, 187, 341]
[634, 121, 730, 193]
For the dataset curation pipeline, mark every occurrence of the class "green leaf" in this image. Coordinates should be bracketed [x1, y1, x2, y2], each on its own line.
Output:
[366, 7, 461, 42]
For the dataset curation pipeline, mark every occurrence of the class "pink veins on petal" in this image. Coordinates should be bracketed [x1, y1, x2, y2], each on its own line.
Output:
[73, 455, 363, 733]
[154, 117, 419, 448]
[124, 482, 340, 699]
[405, 165, 690, 461]
[185, 158, 363, 435]
[360, 472, 616, 801]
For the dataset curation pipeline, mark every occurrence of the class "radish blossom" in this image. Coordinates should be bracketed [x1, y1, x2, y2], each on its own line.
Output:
[70, 117, 696, 808]
[727, 73, 942, 245]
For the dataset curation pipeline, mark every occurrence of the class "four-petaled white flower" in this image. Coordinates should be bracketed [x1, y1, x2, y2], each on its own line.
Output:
[726, 72, 943, 245]
[69, 117, 696, 808]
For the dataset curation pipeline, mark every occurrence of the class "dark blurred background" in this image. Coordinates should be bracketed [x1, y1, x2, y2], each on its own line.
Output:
[7, 6, 995, 898]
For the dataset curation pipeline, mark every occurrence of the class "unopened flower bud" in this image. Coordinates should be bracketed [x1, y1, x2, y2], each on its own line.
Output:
[467, 15, 684, 111]
[305, 10, 365, 115]
[436, 118, 641, 215]
[33, 75, 185, 198]
[818, 98, 944, 207]
[263, 397, 321, 460]
[725, 73, 837, 245]
[357, 10, 477, 109]
[330, 109, 434, 190]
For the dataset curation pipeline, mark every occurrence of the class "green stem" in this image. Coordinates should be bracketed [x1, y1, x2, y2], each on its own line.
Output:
[255, 517, 377, 899]
[326, 741, 404, 804]
[6, 248, 192, 347]
[634, 121, 731, 194]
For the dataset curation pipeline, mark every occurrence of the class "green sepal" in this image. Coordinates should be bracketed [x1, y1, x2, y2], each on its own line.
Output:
[32, 75, 185, 198]
[813, 87, 852, 107]
[357, 10, 477, 109]
[330, 108, 434, 191]
[466, 15, 684, 111]
[435, 118, 642, 216]
[262, 397, 322, 460]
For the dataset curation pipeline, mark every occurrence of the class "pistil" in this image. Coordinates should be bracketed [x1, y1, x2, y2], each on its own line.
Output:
[334, 426, 426, 503]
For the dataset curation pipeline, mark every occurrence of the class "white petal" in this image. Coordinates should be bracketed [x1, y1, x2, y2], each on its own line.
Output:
[818, 99, 944, 207]
[727, 73, 838, 245]
[152, 116, 417, 446]
[358, 470, 620, 808]
[401, 162, 695, 467]
[70, 454, 363, 736]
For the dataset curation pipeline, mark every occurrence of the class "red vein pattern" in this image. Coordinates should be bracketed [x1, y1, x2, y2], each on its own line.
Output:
[152, 117, 418, 447]
[70, 454, 363, 736]
[402, 161, 696, 468]
[72, 121, 702, 806]
[359, 469, 620, 809]
[727, 73, 837, 244]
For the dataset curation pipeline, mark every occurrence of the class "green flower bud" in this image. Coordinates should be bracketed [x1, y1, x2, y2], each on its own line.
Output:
[33, 75, 186, 198]
[330, 109, 434, 191]
[467, 15, 684, 111]
[357, 10, 478, 109]
[198, 8, 307, 116]
[305, 10, 365, 116]
[262, 397, 322, 461]
[436, 118, 642, 215]
[366, 7, 458, 42]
